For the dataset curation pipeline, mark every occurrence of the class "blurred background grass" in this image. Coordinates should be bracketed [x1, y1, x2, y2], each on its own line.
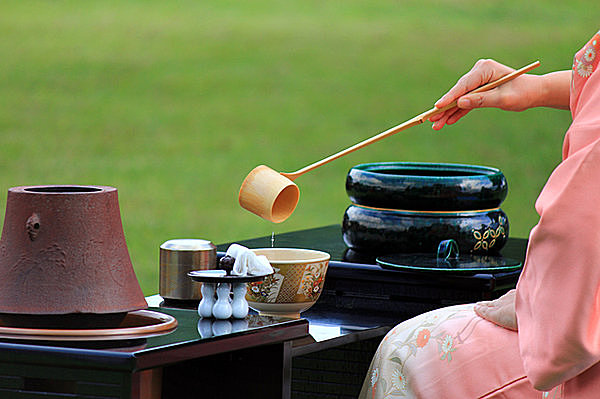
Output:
[0, 0, 598, 294]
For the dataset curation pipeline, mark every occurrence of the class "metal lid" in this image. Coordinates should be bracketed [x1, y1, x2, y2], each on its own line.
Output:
[160, 239, 216, 251]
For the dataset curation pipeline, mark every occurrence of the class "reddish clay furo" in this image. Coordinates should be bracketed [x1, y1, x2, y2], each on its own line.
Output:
[0, 186, 147, 316]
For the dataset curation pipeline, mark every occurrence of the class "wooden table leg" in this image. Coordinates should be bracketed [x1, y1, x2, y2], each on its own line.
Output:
[132, 368, 163, 399]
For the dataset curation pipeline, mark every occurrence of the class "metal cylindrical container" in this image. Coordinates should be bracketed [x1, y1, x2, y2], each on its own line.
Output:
[159, 239, 216, 300]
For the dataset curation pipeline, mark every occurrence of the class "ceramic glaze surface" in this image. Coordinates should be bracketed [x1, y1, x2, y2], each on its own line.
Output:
[346, 162, 507, 211]
[342, 205, 509, 254]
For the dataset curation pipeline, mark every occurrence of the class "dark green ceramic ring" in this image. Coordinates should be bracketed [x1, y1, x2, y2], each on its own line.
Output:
[345, 162, 508, 211]
[341, 204, 509, 254]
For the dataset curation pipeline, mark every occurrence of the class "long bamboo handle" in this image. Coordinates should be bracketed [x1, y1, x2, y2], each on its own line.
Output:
[281, 60, 540, 181]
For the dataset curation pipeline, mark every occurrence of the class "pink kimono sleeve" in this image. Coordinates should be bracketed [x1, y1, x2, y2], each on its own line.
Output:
[516, 31, 600, 391]
[516, 121, 600, 391]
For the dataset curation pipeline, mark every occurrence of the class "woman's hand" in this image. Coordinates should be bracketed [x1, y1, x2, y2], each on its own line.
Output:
[430, 59, 570, 130]
[474, 289, 518, 331]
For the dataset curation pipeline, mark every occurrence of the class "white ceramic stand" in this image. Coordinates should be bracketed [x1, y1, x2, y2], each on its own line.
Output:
[198, 283, 216, 318]
[231, 282, 249, 319]
[189, 270, 271, 320]
[212, 282, 233, 319]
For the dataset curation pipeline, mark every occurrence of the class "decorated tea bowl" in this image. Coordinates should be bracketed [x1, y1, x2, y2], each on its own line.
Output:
[245, 248, 330, 318]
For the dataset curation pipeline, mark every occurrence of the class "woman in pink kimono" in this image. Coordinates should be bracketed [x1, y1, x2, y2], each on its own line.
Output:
[359, 30, 600, 398]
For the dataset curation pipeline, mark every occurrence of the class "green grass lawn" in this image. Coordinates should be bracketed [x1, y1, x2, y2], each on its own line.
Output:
[0, 0, 598, 294]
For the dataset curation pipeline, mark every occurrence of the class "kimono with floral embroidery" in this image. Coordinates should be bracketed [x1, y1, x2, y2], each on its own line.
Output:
[359, 29, 600, 399]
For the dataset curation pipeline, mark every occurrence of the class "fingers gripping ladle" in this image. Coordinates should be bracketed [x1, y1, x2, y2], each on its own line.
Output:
[239, 61, 541, 223]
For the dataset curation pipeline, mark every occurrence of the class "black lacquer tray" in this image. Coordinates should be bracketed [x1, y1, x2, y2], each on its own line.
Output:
[188, 271, 272, 284]
[376, 253, 522, 275]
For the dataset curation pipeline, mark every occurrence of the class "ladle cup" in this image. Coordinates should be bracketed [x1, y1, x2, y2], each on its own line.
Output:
[238, 165, 300, 223]
[239, 61, 541, 223]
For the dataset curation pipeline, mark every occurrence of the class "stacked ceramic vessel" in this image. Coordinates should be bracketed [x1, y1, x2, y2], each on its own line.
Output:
[342, 162, 509, 255]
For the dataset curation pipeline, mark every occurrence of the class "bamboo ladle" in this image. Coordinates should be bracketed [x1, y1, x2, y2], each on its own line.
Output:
[239, 61, 541, 223]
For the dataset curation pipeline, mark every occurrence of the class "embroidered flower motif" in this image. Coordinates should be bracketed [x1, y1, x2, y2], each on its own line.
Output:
[416, 328, 431, 348]
[572, 32, 600, 97]
[584, 46, 596, 63]
[370, 368, 379, 386]
[369, 309, 473, 399]
[439, 334, 456, 361]
[391, 369, 406, 391]
[577, 59, 594, 77]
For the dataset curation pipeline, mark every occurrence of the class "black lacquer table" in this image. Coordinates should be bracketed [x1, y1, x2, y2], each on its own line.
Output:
[0, 225, 526, 399]
[0, 308, 308, 399]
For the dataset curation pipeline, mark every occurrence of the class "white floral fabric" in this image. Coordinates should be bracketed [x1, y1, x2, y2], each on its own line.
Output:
[359, 304, 563, 398]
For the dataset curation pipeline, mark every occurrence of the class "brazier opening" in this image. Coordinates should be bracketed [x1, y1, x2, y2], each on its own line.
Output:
[24, 186, 102, 193]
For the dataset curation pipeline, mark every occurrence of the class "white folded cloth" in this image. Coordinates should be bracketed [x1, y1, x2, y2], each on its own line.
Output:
[225, 244, 274, 276]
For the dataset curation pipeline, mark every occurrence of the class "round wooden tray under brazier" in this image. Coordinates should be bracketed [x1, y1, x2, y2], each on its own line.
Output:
[0, 310, 177, 341]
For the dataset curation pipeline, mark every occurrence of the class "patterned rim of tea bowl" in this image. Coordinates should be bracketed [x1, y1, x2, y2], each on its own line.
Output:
[246, 248, 330, 318]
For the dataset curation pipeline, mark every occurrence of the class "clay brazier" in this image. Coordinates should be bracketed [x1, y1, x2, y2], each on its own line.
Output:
[0, 185, 147, 327]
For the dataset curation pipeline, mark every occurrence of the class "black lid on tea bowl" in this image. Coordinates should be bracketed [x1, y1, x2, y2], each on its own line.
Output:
[346, 162, 508, 211]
